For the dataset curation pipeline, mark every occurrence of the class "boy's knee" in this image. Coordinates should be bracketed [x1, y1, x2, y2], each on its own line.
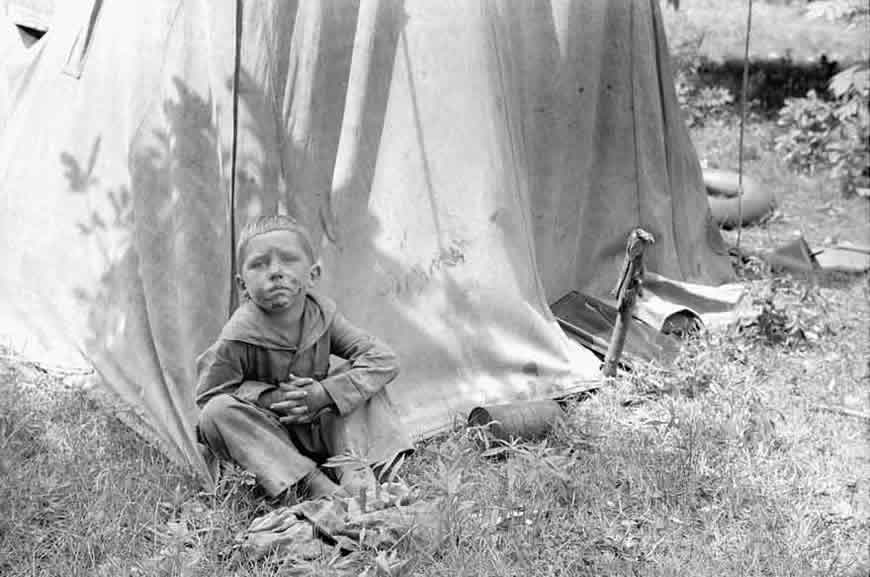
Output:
[198, 394, 243, 431]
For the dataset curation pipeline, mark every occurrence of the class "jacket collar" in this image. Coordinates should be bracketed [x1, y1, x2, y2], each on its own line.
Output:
[219, 291, 336, 351]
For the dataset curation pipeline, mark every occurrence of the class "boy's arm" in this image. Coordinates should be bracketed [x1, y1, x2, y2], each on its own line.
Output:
[319, 312, 400, 416]
[195, 340, 275, 408]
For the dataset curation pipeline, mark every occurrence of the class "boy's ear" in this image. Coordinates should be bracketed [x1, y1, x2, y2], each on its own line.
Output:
[235, 274, 247, 296]
[308, 261, 322, 285]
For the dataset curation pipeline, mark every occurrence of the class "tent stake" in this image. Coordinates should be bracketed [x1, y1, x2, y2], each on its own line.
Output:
[602, 229, 655, 377]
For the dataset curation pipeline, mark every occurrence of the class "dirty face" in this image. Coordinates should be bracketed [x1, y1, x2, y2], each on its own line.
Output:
[236, 230, 320, 314]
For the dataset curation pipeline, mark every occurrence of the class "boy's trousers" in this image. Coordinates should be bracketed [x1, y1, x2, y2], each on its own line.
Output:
[198, 393, 352, 496]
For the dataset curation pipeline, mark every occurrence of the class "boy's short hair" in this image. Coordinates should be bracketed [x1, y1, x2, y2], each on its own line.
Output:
[236, 214, 316, 266]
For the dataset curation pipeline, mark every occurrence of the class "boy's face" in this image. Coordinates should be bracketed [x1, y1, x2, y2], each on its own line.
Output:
[237, 230, 320, 314]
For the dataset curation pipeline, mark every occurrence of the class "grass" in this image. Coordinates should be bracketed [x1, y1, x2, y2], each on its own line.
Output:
[663, 0, 869, 63]
[406, 304, 870, 576]
[2, 3, 869, 576]
[3, 261, 868, 576]
[691, 116, 870, 248]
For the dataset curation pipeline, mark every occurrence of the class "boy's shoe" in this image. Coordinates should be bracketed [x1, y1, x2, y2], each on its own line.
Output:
[305, 468, 350, 500]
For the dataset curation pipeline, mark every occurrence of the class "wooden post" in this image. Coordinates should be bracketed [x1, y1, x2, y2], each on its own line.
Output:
[602, 228, 655, 377]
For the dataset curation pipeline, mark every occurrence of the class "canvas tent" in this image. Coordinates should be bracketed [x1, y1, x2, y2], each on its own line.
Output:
[0, 0, 733, 483]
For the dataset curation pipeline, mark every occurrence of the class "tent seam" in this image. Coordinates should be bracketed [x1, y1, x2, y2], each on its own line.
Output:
[650, 0, 686, 280]
[630, 1, 643, 230]
[127, 1, 184, 155]
[228, 0, 243, 317]
[484, 2, 550, 314]
[121, 0, 209, 480]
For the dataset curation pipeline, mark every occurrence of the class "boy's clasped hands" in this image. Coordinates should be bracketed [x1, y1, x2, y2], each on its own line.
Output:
[261, 375, 334, 424]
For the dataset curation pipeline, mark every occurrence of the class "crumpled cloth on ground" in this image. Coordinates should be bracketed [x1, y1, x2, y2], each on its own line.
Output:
[237, 481, 444, 564]
[635, 272, 748, 333]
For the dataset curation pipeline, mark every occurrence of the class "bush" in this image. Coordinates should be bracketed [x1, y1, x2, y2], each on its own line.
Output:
[677, 79, 736, 128]
[672, 32, 737, 128]
[774, 64, 870, 196]
[805, 0, 870, 23]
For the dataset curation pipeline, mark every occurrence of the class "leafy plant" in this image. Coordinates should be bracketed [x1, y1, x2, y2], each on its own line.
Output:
[678, 81, 736, 128]
[774, 64, 870, 196]
[805, 0, 870, 23]
[671, 32, 738, 128]
[739, 293, 802, 347]
[774, 90, 839, 173]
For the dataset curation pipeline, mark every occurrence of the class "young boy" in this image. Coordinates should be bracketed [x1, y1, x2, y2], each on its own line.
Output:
[196, 215, 402, 500]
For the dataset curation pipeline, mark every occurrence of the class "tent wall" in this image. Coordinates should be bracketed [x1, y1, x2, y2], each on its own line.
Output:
[0, 0, 731, 481]
[517, 0, 733, 298]
[1, 0, 234, 472]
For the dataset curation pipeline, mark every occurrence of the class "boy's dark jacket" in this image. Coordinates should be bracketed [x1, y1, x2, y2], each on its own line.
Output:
[195, 292, 409, 462]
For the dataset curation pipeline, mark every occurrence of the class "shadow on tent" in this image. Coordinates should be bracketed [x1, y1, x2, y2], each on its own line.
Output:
[58, 0, 538, 470]
[56, 0, 717, 476]
[322, 1, 571, 408]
